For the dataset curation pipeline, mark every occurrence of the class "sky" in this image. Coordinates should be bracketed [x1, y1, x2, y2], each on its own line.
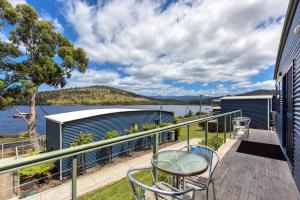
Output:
[8, 0, 289, 96]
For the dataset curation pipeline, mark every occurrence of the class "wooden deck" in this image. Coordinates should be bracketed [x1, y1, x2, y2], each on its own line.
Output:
[199, 129, 300, 200]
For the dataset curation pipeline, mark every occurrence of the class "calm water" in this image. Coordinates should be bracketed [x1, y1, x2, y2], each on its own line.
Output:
[0, 105, 212, 135]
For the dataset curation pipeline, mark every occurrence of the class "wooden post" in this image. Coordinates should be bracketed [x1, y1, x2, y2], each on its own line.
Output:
[72, 156, 77, 200]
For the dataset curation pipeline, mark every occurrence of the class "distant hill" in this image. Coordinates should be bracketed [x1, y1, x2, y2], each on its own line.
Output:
[35, 85, 183, 105]
[237, 89, 275, 96]
[152, 95, 212, 102]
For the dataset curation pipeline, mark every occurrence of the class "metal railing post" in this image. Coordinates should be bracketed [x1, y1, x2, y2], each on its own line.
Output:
[187, 125, 190, 151]
[72, 156, 77, 200]
[224, 116, 227, 143]
[15, 146, 19, 159]
[1, 144, 3, 159]
[240, 111, 243, 117]
[229, 114, 232, 138]
[152, 133, 159, 181]
[216, 118, 219, 137]
[205, 120, 208, 146]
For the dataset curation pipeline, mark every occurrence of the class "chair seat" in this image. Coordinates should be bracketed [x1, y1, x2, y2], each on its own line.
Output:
[184, 176, 209, 190]
[154, 182, 193, 200]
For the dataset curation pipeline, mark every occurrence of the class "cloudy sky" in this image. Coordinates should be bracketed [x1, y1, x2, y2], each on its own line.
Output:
[9, 0, 288, 96]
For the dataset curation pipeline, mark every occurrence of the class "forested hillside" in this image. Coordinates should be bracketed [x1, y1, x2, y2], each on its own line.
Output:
[35, 85, 182, 105]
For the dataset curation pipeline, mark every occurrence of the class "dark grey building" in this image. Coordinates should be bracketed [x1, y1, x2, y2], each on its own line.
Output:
[45, 109, 174, 178]
[274, 0, 300, 190]
[220, 95, 273, 130]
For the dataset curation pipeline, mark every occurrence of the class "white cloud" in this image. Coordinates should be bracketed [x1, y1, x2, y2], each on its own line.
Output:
[40, 12, 64, 33]
[231, 80, 275, 90]
[59, 0, 287, 95]
[9, 0, 27, 6]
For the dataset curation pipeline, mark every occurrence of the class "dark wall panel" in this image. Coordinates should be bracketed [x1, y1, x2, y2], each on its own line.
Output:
[57, 111, 173, 174]
[46, 120, 60, 151]
[221, 99, 269, 130]
[276, 0, 300, 191]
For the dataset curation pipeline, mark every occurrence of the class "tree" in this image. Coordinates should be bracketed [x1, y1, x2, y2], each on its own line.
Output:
[0, 0, 21, 110]
[103, 130, 119, 163]
[0, 1, 89, 150]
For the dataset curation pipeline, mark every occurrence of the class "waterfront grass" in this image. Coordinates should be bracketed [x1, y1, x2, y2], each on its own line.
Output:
[78, 170, 152, 200]
[178, 123, 232, 141]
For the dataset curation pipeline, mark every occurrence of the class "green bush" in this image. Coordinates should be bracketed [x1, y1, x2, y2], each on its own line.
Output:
[19, 152, 55, 177]
[70, 132, 94, 147]
[159, 122, 171, 127]
[198, 121, 206, 129]
[201, 135, 223, 150]
[142, 123, 158, 131]
[103, 130, 119, 140]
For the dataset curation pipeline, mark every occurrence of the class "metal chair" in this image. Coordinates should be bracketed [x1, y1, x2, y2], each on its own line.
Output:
[232, 117, 251, 139]
[127, 167, 195, 200]
[180, 144, 220, 200]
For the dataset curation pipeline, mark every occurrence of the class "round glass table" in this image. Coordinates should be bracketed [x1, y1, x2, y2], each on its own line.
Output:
[151, 150, 208, 176]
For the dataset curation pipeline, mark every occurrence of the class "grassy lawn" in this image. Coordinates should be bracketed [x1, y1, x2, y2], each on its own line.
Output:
[178, 123, 232, 142]
[79, 170, 153, 200]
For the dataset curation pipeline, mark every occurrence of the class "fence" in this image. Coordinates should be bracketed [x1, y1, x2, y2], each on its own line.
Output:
[0, 110, 242, 200]
[0, 136, 46, 159]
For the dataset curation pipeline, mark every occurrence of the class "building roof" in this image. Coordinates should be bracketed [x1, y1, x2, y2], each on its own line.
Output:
[220, 95, 273, 100]
[45, 108, 169, 123]
[274, 0, 299, 79]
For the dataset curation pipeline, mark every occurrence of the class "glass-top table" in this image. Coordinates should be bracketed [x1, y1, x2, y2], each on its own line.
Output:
[151, 150, 209, 177]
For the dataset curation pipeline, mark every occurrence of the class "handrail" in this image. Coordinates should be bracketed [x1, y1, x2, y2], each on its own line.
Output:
[0, 110, 241, 175]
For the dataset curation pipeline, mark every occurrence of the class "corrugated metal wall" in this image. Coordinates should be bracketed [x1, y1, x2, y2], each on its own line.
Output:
[46, 120, 60, 151]
[221, 99, 269, 130]
[275, 0, 300, 190]
[50, 111, 174, 175]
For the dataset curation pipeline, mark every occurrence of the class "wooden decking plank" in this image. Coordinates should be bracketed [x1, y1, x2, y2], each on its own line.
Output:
[207, 129, 300, 200]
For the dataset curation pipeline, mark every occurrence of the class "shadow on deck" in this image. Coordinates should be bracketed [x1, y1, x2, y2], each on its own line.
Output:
[201, 129, 300, 200]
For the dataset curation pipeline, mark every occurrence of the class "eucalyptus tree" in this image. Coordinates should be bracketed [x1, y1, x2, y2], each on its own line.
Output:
[0, 0, 89, 150]
[0, 0, 20, 110]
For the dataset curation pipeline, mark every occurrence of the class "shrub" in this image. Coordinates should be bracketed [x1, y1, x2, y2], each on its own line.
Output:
[159, 122, 171, 127]
[184, 110, 193, 118]
[70, 132, 94, 147]
[142, 123, 158, 131]
[198, 121, 206, 129]
[19, 152, 55, 178]
[201, 135, 223, 150]
[103, 130, 119, 140]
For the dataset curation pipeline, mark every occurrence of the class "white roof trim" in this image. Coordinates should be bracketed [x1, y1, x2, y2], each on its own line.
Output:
[220, 95, 273, 100]
[45, 108, 166, 123]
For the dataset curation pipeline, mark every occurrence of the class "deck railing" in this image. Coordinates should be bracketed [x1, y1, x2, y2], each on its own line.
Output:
[0, 110, 242, 200]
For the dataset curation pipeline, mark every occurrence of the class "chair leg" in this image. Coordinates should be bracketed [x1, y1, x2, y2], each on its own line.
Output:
[212, 182, 216, 200]
[206, 187, 209, 200]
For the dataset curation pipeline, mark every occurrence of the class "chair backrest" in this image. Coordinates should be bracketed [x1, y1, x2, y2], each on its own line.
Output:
[184, 144, 220, 184]
[127, 168, 195, 200]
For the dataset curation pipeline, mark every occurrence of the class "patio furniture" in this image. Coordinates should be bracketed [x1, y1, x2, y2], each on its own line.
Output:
[232, 117, 251, 139]
[127, 167, 195, 200]
[151, 150, 209, 188]
[180, 144, 220, 200]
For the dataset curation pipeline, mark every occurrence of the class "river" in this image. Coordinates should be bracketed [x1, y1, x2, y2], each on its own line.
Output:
[0, 105, 212, 135]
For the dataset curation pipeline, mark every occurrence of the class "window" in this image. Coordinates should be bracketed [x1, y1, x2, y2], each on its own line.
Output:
[154, 119, 160, 125]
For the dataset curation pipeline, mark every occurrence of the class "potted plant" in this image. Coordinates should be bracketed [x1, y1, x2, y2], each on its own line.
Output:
[19, 152, 55, 197]
[70, 132, 94, 174]
[103, 130, 119, 163]
[142, 123, 158, 148]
